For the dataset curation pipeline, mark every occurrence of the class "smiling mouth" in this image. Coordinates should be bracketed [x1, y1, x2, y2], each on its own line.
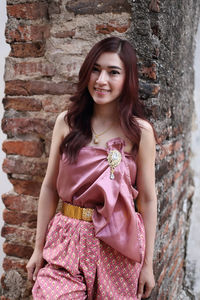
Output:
[94, 87, 110, 94]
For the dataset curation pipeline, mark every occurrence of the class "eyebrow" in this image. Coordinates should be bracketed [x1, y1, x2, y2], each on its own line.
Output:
[94, 63, 122, 70]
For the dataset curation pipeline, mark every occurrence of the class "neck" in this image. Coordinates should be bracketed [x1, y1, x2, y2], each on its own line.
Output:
[93, 102, 119, 122]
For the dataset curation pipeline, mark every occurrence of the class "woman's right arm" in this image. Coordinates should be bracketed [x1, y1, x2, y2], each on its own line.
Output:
[26, 111, 69, 281]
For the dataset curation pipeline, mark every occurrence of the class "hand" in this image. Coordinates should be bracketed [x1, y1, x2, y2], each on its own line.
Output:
[26, 248, 44, 282]
[137, 263, 155, 299]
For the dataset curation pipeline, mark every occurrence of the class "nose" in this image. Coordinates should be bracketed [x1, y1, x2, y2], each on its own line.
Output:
[96, 70, 107, 84]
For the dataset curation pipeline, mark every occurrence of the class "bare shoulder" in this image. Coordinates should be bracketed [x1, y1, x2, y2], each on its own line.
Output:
[136, 118, 156, 161]
[135, 117, 154, 138]
[54, 110, 69, 138]
[56, 110, 68, 125]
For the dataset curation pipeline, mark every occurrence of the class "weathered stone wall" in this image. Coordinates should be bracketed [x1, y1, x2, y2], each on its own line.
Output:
[1, 0, 200, 299]
[128, 1, 200, 299]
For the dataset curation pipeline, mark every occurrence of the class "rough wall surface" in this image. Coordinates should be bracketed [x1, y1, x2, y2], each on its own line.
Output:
[185, 21, 200, 300]
[1, 0, 200, 299]
[128, 1, 200, 299]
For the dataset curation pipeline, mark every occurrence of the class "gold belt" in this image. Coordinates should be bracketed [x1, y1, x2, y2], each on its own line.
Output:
[62, 202, 94, 222]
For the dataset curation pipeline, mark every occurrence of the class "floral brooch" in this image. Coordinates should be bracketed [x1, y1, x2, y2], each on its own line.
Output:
[107, 149, 122, 180]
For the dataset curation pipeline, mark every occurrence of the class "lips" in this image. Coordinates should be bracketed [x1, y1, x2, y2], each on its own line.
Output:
[94, 87, 110, 95]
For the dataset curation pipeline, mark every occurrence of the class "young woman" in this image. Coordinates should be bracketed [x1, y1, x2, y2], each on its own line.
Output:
[27, 36, 157, 300]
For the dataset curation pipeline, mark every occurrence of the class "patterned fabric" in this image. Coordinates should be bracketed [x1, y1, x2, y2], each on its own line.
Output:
[32, 213, 145, 299]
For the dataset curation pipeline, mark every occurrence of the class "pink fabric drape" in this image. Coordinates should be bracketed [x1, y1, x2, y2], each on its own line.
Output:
[57, 137, 144, 263]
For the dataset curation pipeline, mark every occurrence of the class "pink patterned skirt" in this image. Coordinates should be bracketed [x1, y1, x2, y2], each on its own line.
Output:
[32, 213, 145, 299]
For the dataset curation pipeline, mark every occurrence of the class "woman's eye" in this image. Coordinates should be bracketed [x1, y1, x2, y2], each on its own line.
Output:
[92, 67, 99, 73]
[110, 70, 120, 75]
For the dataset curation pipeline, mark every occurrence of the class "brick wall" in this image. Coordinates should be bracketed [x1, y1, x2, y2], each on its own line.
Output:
[1, 0, 200, 299]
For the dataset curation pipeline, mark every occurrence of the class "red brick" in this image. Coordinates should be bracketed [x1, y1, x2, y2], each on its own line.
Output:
[156, 157, 174, 178]
[160, 204, 174, 225]
[6, 24, 50, 43]
[3, 210, 37, 228]
[10, 42, 45, 58]
[10, 178, 42, 197]
[174, 140, 182, 151]
[96, 23, 130, 34]
[2, 193, 37, 213]
[170, 244, 181, 264]
[139, 62, 157, 80]
[173, 125, 183, 137]
[159, 231, 173, 262]
[2, 117, 54, 137]
[159, 242, 169, 263]
[157, 266, 167, 287]
[31, 80, 77, 95]
[168, 257, 179, 277]
[163, 222, 169, 234]
[159, 193, 170, 212]
[183, 160, 189, 170]
[13, 61, 55, 77]
[0, 296, 11, 300]
[151, 24, 161, 38]
[173, 161, 188, 181]
[145, 104, 160, 119]
[172, 259, 184, 281]
[139, 81, 160, 99]
[3, 257, 27, 272]
[5, 80, 77, 96]
[178, 177, 184, 189]
[177, 151, 185, 163]
[149, 0, 160, 12]
[158, 141, 174, 160]
[163, 175, 173, 190]
[3, 157, 47, 176]
[2, 226, 35, 246]
[0, 275, 6, 292]
[3, 242, 33, 259]
[169, 283, 183, 300]
[157, 127, 172, 143]
[42, 95, 70, 112]
[173, 169, 182, 181]
[171, 229, 182, 248]
[2, 140, 44, 157]
[7, 2, 48, 20]
[3, 97, 42, 111]
[52, 30, 76, 38]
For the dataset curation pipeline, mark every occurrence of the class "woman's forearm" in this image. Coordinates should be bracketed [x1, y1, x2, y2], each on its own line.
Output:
[138, 197, 157, 265]
[34, 183, 59, 251]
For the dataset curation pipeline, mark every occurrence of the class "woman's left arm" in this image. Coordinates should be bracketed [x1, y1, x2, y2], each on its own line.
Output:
[136, 121, 157, 300]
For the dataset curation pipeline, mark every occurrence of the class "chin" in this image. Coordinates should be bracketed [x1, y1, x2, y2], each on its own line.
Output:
[93, 98, 118, 106]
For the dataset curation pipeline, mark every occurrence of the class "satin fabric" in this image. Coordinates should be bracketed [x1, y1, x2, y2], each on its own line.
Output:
[56, 137, 144, 263]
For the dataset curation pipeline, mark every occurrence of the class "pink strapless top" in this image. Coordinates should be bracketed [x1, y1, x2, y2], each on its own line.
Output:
[56, 137, 144, 263]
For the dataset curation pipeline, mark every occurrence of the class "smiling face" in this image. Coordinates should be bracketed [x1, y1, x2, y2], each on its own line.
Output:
[88, 52, 125, 106]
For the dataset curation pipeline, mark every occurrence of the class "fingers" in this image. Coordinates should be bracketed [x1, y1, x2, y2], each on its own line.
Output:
[138, 284, 154, 300]
[143, 282, 154, 298]
[32, 263, 41, 281]
[26, 263, 35, 282]
[137, 279, 144, 300]
[137, 280, 155, 299]
[26, 260, 43, 282]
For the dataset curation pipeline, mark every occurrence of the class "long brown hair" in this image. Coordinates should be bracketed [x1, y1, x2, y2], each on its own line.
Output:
[60, 37, 147, 162]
